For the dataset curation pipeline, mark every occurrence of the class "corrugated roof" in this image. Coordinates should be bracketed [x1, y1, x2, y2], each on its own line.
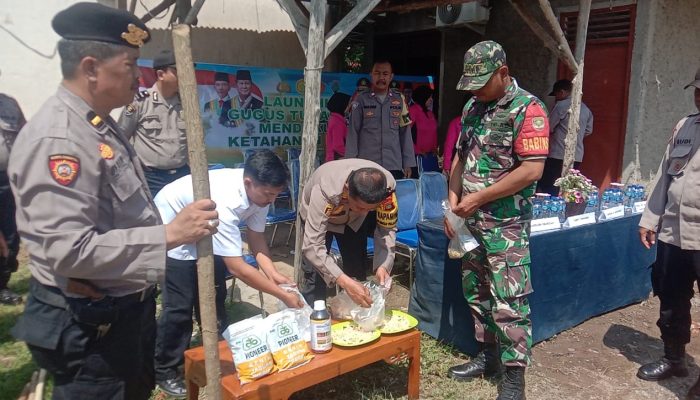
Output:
[134, 0, 296, 32]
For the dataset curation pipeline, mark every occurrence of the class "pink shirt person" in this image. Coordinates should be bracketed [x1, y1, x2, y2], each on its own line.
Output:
[443, 116, 461, 173]
[409, 85, 438, 155]
[324, 92, 351, 162]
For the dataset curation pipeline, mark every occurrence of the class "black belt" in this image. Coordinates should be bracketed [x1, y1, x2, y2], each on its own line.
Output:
[30, 278, 154, 309]
[143, 165, 188, 175]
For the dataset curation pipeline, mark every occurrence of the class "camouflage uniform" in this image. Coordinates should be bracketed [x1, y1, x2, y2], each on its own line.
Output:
[455, 43, 550, 368]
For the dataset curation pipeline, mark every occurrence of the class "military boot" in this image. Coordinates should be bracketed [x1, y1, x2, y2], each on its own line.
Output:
[448, 342, 502, 381]
[496, 366, 526, 400]
[637, 342, 688, 381]
[687, 374, 700, 400]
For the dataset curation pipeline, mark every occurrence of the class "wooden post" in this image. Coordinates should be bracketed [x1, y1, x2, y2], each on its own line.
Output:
[293, 0, 327, 283]
[172, 24, 222, 400]
[509, 0, 578, 74]
[561, 0, 591, 173]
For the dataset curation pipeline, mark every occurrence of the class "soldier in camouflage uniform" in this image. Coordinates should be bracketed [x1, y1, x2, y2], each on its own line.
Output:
[444, 41, 550, 400]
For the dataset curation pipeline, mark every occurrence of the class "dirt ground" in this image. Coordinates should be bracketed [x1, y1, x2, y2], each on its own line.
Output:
[239, 232, 700, 400]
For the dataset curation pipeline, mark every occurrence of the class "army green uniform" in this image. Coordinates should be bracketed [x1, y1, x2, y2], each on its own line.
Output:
[456, 79, 550, 367]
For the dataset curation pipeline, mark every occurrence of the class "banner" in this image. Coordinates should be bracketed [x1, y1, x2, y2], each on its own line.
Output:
[139, 61, 433, 166]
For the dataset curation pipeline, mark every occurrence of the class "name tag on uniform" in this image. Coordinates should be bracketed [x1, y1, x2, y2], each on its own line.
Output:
[563, 212, 596, 228]
[633, 201, 646, 214]
[598, 205, 625, 221]
[531, 217, 561, 234]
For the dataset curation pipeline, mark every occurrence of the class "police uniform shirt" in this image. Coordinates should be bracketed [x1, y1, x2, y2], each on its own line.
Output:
[0, 94, 26, 171]
[117, 84, 188, 169]
[345, 90, 417, 171]
[548, 97, 594, 162]
[8, 85, 166, 296]
[640, 113, 700, 250]
[155, 168, 268, 260]
[298, 159, 397, 286]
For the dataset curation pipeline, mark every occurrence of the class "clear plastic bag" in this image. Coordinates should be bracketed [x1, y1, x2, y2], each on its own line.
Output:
[442, 200, 479, 259]
[328, 280, 389, 332]
[275, 284, 313, 342]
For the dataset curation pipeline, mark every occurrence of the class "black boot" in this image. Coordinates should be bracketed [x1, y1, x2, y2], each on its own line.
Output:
[496, 366, 526, 400]
[448, 342, 502, 381]
[637, 342, 688, 381]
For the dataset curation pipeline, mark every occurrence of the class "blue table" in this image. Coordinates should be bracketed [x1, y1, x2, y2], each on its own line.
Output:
[408, 214, 657, 355]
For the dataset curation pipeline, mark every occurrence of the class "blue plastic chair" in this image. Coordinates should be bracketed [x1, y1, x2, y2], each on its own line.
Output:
[394, 179, 421, 284]
[417, 153, 440, 175]
[266, 158, 300, 247]
[286, 147, 301, 161]
[419, 172, 448, 221]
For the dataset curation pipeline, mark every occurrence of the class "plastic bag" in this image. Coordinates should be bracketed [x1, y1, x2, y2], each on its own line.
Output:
[275, 284, 313, 342]
[328, 280, 388, 332]
[442, 200, 479, 259]
[222, 315, 276, 384]
[265, 309, 314, 370]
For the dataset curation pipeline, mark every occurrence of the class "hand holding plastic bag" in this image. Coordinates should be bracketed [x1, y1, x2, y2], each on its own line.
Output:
[442, 200, 479, 259]
[328, 280, 390, 331]
[276, 284, 313, 342]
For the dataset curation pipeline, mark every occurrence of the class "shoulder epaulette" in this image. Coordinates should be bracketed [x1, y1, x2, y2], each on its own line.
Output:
[135, 90, 149, 101]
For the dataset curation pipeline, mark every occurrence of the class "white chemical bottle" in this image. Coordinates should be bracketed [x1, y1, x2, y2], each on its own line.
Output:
[309, 299, 332, 353]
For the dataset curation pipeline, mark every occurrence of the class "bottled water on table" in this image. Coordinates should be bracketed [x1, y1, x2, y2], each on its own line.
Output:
[534, 193, 551, 219]
[585, 189, 599, 215]
[552, 196, 566, 223]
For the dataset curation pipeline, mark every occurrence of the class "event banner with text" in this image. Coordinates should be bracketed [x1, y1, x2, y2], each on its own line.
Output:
[139, 61, 432, 166]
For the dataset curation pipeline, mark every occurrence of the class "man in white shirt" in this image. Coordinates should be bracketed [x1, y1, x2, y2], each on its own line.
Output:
[536, 79, 594, 196]
[153, 149, 303, 397]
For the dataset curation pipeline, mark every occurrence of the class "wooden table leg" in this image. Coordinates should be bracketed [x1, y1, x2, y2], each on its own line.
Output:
[407, 336, 421, 400]
[186, 379, 199, 400]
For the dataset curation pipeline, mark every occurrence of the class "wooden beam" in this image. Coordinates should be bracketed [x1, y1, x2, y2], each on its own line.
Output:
[184, 0, 205, 25]
[276, 0, 310, 54]
[172, 23, 222, 400]
[324, 0, 382, 59]
[140, 0, 176, 23]
[293, 0, 327, 283]
[562, 0, 592, 174]
[509, 0, 578, 74]
[375, 0, 476, 13]
[536, 0, 578, 73]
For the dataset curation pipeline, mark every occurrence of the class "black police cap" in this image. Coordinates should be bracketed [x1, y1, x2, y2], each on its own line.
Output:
[153, 50, 176, 69]
[52, 2, 150, 48]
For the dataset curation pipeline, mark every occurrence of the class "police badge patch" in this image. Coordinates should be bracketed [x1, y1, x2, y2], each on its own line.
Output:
[99, 143, 114, 160]
[376, 192, 398, 229]
[125, 104, 136, 115]
[49, 155, 80, 186]
[532, 117, 546, 131]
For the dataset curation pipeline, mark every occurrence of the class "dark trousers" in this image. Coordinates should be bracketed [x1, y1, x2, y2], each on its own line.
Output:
[536, 158, 581, 197]
[389, 170, 406, 180]
[143, 165, 190, 198]
[300, 216, 375, 305]
[652, 240, 700, 345]
[154, 256, 228, 381]
[13, 280, 156, 400]
[0, 172, 19, 288]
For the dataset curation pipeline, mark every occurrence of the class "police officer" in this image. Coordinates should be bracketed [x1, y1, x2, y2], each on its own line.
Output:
[153, 149, 302, 397]
[637, 68, 700, 400]
[0, 93, 25, 305]
[443, 41, 550, 400]
[298, 159, 397, 307]
[9, 4, 217, 399]
[118, 49, 189, 196]
[345, 60, 416, 180]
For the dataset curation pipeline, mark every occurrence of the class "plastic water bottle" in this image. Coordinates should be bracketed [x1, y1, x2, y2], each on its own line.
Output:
[585, 189, 599, 215]
[554, 196, 566, 223]
[610, 183, 624, 208]
[624, 185, 634, 215]
[532, 199, 542, 220]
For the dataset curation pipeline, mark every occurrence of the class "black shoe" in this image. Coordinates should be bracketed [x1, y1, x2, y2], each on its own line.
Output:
[157, 378, 187, 398]
[637, 357, 688, 381]
[448, 342, 502, 381]
[496, 366, 526, 400]
[0, 289, 22, 305]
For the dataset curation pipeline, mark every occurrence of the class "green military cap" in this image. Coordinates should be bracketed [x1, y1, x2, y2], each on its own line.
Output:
[456, 40, 506, 91]
[52, 2, 150, 48]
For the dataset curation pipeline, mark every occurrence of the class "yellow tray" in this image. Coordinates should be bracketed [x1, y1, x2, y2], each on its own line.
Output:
[380, 310, 418, 334]
[331, 321, 381, 347]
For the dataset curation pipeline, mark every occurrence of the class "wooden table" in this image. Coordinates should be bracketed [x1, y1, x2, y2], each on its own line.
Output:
[184, 329, 421, 400]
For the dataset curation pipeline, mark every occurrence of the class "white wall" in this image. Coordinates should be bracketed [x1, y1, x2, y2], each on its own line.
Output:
[0, 0, 81, 118]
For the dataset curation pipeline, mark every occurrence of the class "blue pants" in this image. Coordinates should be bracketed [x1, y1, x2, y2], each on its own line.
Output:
[143, 165, 190, 197]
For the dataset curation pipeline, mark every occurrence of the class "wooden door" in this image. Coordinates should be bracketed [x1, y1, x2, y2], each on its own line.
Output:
[558, 5, 636, 190]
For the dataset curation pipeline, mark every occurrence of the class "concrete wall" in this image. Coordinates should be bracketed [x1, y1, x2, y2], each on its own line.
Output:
[622, 0, 700, 182]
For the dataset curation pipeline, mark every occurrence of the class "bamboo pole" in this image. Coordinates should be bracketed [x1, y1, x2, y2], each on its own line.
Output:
[172, 23, 222, 400]
[293, 0, 327, 283]
[509, 0, 578, 74]
[561, 0, 591, 173]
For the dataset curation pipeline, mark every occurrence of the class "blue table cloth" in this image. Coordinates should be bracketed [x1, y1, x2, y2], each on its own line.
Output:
[408, 214, 657, 355]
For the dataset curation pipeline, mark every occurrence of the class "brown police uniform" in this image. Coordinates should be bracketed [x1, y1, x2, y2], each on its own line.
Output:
[297, 159, 397, 303]
[8, 4, 162, 399]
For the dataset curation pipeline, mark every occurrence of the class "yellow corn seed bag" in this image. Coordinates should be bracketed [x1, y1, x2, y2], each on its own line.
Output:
[223, 315, 276, 384]
[266, 310, 314, 370]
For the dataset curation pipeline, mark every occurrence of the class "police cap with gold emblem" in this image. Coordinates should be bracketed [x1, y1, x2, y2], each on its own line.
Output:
[52, 2, 150, 48]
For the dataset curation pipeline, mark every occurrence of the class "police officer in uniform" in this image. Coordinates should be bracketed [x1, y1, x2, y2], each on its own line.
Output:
[345, 60, 416, 180]
[444, 41, 550, 400]
[0, 93, 25, 305]
[298, 159, 397, 307]
[637, 68, 700, 400]
[118, 49, 189, 196]
[9, 4, 218, 399]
